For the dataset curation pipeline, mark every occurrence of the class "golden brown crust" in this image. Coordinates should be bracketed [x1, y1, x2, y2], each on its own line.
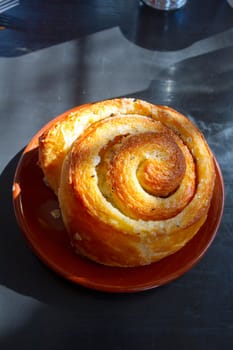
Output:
[38, 98, 216, 267]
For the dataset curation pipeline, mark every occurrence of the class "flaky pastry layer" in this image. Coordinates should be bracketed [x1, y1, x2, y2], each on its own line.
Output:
[38, 98, 216, 267]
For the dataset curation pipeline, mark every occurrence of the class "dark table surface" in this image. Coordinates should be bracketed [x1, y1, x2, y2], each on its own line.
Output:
[0, 0, 233, 348]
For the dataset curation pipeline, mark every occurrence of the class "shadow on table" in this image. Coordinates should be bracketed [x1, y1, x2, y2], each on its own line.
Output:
[0, 0, 233, 56]
[0, 151, 99, 301]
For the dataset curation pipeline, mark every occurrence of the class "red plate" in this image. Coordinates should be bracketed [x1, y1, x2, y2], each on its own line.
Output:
[13, 106, 225, 293]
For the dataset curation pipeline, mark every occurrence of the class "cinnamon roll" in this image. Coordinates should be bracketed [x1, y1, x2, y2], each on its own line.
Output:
[38, 98, 216, 267]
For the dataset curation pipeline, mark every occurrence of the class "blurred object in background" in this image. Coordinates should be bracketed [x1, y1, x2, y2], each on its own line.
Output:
[226, 0, 233, 8]
[142, 0, 187, 10]
[122, 0, 233, 51]
[0, 0, 23, 31]
[0, 0, 19, 14]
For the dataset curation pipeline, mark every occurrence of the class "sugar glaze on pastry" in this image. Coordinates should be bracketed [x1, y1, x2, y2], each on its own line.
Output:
[39, 98, 216, 267]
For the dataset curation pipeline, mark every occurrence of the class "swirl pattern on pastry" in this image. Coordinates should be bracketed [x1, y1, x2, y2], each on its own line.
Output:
[39, 98, 216, 267]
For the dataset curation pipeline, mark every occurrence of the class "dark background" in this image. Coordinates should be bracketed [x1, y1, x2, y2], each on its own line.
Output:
[0, 0, 233, 348]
